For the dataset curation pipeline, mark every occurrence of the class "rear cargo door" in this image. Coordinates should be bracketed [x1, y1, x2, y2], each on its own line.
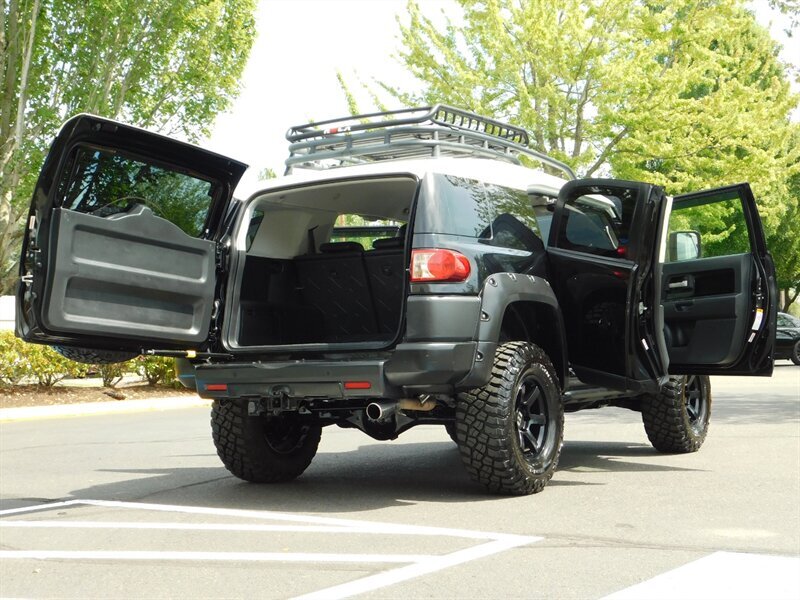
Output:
[16, 114, 247, 352]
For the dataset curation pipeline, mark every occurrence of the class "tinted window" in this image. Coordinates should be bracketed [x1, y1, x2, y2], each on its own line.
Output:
[59, 146, 215, 237]
[557, 186, 637, 258]
[418, 175, 542, 250]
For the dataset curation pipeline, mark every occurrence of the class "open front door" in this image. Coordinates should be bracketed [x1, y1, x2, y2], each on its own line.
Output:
[16, 114, 247, 354]
[662, 183, 775, 376]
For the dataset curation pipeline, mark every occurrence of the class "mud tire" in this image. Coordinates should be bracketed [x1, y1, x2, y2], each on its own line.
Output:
[211, 400, 321, 483]
[455, 342, 564, 495]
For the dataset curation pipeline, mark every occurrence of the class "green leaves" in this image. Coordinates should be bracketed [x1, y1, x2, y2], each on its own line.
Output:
[0, 0, 257, 293]
[383, 0, 799, 309]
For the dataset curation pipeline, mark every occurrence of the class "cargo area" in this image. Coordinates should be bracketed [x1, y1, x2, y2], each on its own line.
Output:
[226, 176, 416, 348]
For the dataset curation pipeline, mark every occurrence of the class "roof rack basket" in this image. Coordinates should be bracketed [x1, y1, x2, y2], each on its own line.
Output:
[284, 105, 576, 180]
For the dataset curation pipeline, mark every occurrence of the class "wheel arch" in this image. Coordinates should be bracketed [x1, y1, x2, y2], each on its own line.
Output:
[473, 272, 568, 388]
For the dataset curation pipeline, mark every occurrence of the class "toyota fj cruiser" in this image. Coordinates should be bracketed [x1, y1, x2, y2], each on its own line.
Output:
[16, 106, 777, 495]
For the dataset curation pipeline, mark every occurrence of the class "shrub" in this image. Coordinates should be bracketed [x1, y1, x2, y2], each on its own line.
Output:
[25, 343, 88, 387]
[136, 355, 177, 386]
[0, 331, 30, 385]
[97, 359, 138, 388]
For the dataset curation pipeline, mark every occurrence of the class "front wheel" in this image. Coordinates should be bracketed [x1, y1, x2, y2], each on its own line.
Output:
[455, 342, 564, 495]
[211, 400, 321, 483]
[641, 375, 711, 453]
[791, 340, 800, 366]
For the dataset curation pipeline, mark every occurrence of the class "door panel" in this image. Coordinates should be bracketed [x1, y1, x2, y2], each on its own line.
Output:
[44, 206, 215, 343]
[667, 184, 775, 375]
[662, 254, 752, 366]
[16, 114, 247, 353]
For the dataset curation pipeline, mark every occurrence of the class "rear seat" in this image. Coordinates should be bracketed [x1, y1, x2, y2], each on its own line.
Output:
[364, 237, 405, 334]
[294, 242, 378, 341]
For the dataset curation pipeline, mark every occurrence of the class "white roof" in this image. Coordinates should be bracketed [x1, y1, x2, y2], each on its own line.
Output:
[236, 157, 568, 202]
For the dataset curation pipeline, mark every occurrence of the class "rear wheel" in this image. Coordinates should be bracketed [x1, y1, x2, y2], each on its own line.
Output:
[211, 400, 321, 482]
[791, 340, 800, 365]
[455, 342, 564, 495]
[641, 375, 711, 453]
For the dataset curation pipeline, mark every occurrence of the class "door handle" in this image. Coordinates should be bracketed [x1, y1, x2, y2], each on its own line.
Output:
[668, 279, 690, 289]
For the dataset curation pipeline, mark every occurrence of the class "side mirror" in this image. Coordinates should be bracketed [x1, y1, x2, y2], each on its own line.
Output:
[668, 230, 701, 262]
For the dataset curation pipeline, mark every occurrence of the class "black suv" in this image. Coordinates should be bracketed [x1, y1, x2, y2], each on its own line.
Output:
[16, 106, 777, 495]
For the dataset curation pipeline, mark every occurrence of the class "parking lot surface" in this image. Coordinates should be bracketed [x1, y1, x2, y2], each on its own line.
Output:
[1, 365, 798, 598]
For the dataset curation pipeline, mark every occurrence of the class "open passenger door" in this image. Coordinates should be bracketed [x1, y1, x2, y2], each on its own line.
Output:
[546, 179, 775, 393]
[16, 114, 247, 354]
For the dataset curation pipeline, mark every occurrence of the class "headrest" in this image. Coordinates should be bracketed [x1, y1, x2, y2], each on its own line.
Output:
[319, 241, 364, 253]
[372, 237, 404, 250]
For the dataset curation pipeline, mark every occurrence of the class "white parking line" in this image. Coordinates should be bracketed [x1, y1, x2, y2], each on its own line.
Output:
[0, 550, 434, 563]
[291, 537, 535, 600]
[0, 499, 541, 600]
[603, 551, 800, 600]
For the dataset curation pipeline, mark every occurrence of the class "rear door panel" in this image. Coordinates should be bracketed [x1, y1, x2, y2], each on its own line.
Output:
[547, 179, 666, 392]
[44, 206, 215, 343]
[16, 114, 247, 352]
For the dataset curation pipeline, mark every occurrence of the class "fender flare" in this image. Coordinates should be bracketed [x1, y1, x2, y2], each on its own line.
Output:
[458, 272, 568, 389]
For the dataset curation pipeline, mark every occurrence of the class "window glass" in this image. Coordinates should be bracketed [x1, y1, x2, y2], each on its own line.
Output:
[330, 215, 404, 249]
[59, 146, 215, 237]
[245, 209, 264, 251]
[420, 175, 543, 251]
[667, 189, 751, 262]
[558, 186, 637, 258]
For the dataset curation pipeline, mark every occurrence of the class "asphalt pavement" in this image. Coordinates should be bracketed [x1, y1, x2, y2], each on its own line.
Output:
[1, 364, 798, 599]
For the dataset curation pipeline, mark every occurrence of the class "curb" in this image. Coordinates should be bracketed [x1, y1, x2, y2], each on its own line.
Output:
[0, 396, 211, 422]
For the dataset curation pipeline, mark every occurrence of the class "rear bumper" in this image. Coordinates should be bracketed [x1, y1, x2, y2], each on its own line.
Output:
[194, 340, 492, 400]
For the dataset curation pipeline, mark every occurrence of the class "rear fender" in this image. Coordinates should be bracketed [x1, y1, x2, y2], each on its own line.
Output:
[458, 273, 568, 389]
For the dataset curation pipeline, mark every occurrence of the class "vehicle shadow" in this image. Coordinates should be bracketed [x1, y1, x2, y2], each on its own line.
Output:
[558, 440, 705, 473]
[38, 437, 704, 515]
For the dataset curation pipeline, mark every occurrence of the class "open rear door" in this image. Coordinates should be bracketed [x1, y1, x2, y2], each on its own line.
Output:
[547, 179, 668, 392]
[662, 183, 775, 375]
[16, 114, 247, 354]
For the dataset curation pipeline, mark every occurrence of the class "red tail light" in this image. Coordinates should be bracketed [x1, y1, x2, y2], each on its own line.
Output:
[410, 249, 471, 282]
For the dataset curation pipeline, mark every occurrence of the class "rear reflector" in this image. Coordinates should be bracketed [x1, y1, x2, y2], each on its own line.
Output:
[410, 249, 471, 282]
[205, 384, 228, 392]
[344, 381, 371, 390]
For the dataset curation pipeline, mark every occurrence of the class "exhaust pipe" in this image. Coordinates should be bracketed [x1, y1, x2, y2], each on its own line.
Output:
[365, 401, 396, 422]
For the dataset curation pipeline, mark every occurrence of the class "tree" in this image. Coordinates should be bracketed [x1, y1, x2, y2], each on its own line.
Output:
[0, 0, 256, 293]
[372, 0, 799, 308]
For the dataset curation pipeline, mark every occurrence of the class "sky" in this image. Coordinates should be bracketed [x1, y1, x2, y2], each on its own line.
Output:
[204, 0, 799, 190]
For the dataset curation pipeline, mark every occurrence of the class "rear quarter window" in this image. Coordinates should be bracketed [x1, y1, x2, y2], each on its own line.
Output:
[415, 174, 543, 250]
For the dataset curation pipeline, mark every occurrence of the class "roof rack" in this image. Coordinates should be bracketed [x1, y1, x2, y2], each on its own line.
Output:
[284, 105, 576, 180]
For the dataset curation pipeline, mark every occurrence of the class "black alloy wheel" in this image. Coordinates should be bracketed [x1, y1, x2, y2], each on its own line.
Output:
[642, 375, 712, 453]
[515, 375, 553, 468]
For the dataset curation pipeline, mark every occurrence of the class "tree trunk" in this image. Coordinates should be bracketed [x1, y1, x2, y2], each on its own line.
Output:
[781, 287, 800, 313]
[13, 0, 40, 148]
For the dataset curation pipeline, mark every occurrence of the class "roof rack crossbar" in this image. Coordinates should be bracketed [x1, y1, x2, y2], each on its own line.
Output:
[285, 104, 575, 179]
